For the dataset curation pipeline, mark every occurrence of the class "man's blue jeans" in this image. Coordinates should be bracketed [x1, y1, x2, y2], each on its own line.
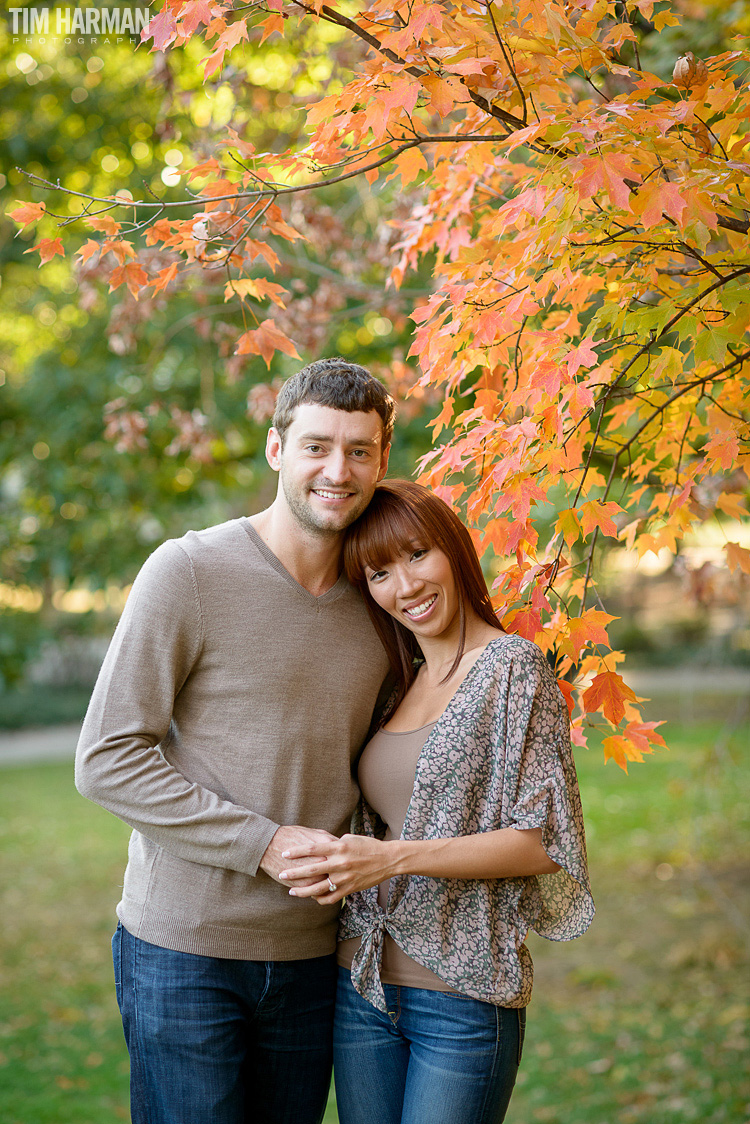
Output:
[333, 967, 525, 1124]
[113, 922, 337, 1124]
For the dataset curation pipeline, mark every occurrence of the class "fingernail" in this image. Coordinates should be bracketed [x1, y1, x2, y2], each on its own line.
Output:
[279, 872, 288, 880]
[281, 851, 290, 858]
[288, 889, 296, 896]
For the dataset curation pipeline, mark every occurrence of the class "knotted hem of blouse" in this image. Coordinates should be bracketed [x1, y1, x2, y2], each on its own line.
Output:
[349, 914, 390, 1015]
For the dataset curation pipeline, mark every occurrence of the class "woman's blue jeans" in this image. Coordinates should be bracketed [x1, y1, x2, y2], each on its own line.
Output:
[333, 968, 525, 1124]
[112, 922, 337, 1124]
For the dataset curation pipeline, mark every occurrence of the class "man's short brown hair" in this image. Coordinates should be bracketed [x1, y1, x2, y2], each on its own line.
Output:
[272, 358, 396, 448]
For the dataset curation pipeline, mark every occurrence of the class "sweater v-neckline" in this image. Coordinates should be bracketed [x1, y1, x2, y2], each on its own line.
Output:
[241, 518, 350, 606]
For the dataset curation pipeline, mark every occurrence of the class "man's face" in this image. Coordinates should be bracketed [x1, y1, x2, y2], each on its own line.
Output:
[266, 403, 390, 536]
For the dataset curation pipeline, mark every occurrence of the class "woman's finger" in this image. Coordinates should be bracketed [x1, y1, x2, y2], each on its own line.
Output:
[280, 843, 330, 860]
[278, 861, 328, 882]
[287, 878, 336, 900]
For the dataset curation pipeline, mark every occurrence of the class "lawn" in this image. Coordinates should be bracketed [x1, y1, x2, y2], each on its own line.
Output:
[0, 717, 747, 1124]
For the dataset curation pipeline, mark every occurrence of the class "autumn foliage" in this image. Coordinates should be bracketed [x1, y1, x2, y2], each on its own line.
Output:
[10, 0, 750, 769]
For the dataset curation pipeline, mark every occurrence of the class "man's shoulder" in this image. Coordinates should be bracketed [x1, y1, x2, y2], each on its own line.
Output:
[134, 518, 252, 587]
[175, 517, 249, 555]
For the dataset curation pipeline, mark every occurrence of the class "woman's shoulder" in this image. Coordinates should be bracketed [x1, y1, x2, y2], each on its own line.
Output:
[482, 632, 551, 676]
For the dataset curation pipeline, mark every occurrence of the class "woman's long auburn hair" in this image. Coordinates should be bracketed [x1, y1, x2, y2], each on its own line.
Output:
[344, 479, 503, 711]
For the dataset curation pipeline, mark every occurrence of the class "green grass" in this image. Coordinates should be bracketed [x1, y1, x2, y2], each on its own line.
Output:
[0, 718, 748, 1123]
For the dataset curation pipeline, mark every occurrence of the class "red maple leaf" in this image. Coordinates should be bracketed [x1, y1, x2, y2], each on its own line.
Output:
[564, 336, 599, 376]
[143, 6, 178, 51]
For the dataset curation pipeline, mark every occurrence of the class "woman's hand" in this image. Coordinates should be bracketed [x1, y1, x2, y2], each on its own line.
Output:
[278, 834, 398, 905]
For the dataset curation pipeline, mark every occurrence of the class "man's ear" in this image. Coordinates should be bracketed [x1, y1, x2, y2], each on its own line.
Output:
[265, 427, 283, 472]
[377, 442, 391, 482]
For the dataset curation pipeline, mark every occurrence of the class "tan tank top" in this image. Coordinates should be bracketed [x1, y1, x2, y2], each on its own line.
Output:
[337, 721, 455, 992]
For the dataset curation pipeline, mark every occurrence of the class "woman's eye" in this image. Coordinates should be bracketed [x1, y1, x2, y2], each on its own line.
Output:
[368, 569, 387, 583]
[411, 548, 429, 561]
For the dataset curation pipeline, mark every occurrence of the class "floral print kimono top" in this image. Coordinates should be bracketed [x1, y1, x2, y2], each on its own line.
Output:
[338, 634, 595, 1014]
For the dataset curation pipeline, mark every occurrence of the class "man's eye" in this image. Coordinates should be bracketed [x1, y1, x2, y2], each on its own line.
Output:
[351, 449, 370, 458]
[306, 445, 324, 453]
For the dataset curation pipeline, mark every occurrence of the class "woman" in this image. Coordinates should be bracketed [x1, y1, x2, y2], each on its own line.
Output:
[279, 480, 594, 1124]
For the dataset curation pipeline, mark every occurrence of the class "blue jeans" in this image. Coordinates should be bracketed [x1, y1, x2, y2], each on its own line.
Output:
[333, 968, 524, 1124]
[113, 922, 337, 1124]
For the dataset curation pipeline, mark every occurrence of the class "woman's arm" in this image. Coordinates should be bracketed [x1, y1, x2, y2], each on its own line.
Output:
[279, 827, 560, 905]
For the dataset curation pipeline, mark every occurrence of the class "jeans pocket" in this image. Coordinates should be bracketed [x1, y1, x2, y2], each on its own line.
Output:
[517, 1007, 526, 1066]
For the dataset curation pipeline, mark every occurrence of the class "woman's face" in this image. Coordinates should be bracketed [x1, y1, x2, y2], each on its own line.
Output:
[364, 542, 460, 639]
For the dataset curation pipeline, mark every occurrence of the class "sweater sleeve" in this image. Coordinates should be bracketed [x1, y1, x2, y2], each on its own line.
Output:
[75, 540, 280, 876]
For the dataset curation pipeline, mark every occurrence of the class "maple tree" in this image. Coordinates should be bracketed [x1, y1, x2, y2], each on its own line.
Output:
[9, 0, 750, 768]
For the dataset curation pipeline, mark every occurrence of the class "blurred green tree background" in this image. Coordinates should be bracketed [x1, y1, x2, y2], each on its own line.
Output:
[0, 8, 438, 699]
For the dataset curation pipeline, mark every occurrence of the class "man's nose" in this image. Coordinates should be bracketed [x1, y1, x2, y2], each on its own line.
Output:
[324, 450, 352, 484]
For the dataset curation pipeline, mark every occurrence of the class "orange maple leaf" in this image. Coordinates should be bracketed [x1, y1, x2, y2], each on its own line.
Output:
[85, 214, 121, 236]
[579, 500, 623, 538]
[76, 239, 101, 265]
[716, 492, 747, 520]
[602, 734, 641, 772]
[560, 609, 617, 660]
[556, 677, 576, 719]
[420, 74, 455, 118]
[235, 320, 300, 368]
[150, 262, 179, 293]
[109, 262, 149, 299]
[624, 720, 666, 754]
[102, 239, 136, 265]
[726, 542, 750, 575]
[225, 277, 289, 308]
[244, 239, 281, 270]
[8, 200, 45, 227]
[582, 672, 638, 726]
[202, 20, 247, 78]
[24, 238, 64, 265]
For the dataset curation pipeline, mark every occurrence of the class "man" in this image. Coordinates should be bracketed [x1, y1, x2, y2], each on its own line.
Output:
[75, 358, 395, 1124]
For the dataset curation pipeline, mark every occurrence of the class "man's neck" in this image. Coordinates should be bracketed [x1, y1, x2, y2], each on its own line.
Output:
[248, 503, 344, 597]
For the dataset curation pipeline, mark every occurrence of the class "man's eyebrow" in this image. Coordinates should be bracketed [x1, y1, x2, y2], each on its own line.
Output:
[298, 432, 380, 446]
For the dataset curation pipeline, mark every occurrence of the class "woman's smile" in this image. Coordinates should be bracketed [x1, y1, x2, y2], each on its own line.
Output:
[403, 593, 438, 620]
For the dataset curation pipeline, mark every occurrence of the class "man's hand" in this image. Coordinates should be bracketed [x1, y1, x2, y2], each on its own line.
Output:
[259, 825, 338, 886]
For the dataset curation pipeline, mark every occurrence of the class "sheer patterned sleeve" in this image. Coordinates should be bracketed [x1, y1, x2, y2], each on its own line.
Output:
[502, 642, 595, 941]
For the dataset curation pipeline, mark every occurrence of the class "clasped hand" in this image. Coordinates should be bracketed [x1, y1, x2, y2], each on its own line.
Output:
[279, 834, 395, 905]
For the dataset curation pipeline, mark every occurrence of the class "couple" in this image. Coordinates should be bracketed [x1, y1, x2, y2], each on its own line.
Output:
[76, 358, 593, 1124]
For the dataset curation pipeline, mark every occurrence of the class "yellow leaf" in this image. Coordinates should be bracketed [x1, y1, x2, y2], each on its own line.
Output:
[394, 147, 428, 187]
[555, 508, 581, 550]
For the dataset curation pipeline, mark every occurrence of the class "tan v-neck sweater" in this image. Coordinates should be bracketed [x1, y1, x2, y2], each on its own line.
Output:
[76, 518, 389, 960]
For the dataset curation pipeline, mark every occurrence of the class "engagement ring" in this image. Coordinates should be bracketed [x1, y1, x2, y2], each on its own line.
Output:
[327, 878, 337, 892]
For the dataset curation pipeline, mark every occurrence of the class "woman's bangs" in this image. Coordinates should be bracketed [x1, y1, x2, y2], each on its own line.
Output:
[350, 499, 428, 577]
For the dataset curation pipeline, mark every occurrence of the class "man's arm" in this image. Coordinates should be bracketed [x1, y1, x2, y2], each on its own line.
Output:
[76, 540, 331, 880]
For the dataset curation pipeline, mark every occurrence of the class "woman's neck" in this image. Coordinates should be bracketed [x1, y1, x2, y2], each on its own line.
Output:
[417, 614, 503, 686]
